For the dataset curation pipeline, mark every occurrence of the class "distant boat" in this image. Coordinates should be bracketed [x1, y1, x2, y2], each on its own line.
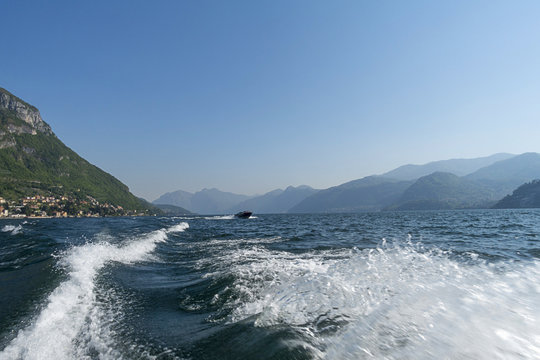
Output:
[234, 211, 252, 219]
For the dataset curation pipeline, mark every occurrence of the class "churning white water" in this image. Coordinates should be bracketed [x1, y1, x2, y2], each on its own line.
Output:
[0, 222, 189, 360]
[2, 215, 539, 360]
[202, 239, 540, 359]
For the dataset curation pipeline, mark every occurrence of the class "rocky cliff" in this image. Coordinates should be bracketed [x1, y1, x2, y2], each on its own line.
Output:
[0, 88, 52, 136]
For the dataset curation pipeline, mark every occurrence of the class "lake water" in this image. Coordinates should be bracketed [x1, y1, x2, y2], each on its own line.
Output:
[0, 210, 539, 359]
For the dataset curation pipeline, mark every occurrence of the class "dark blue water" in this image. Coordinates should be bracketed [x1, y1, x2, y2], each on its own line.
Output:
[0, 210, 539, 359]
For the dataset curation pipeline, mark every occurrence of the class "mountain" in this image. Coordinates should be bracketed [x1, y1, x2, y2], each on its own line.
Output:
[388, 172, 494, 210]
[0, 87, 155, 213]
[228, 185, 318, 214]
[382, 153, 515, 181]
[465, 153, 540, 199]
[191, 188, 251, 214]
[153, 188, 251, 214]
[289, 176, 412, 213]
[380, 153, 540, 211]
[153, 204, 193, 215]
[153, 189, 193, 209]
[493, 180, 540, 209]
[152, 152, 540, 214]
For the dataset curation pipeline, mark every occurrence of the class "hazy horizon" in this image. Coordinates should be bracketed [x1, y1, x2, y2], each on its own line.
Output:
[151, 151, 521, 200]
[2, 1, 540, 200]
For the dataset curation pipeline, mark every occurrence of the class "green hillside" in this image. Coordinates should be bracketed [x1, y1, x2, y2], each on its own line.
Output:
[0, 87, 156, 213]
[494, 180, 540, 208]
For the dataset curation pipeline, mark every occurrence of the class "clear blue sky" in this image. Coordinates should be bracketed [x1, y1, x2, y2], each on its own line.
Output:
[2, 1, 540, 200]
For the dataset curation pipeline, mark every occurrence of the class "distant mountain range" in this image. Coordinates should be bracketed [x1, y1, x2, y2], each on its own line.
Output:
[153, 186, 318, 214]
[153, 188, 251, 214]
[382, 153, 515, 180]
[154, 152, 540, 213]
[0, 87, 157, 214]
[298, 153, 540, 212]
[229, 185, 318, 214]
[289, 177, 412, 213]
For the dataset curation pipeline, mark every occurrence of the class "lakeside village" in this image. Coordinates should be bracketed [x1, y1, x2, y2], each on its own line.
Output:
[0, 195, 142, 218]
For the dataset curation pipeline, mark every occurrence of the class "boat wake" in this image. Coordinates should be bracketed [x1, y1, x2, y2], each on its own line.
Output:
[201, 238, 540, 359]
[0, 222, 189, 360]
[204, 215, 235, 220]
[1, 224, 23, 235]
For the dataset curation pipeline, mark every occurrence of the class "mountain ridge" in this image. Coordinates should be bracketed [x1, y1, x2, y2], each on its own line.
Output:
[153, 153, 540, 214]
[387, 172, 495, 210]
[289, 176, 413, 213]
[382, 153, 515, 180]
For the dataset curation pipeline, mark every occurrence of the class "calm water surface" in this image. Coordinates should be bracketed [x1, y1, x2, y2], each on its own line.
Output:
[0, 210, 539, 359]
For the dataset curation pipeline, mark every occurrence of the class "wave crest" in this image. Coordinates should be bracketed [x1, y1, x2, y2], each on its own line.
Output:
[0, 222, 189, 360]
[204, 241, 540, 359]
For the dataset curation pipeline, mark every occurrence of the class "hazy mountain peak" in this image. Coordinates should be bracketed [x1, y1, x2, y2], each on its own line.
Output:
[382, 153, 515, 180]
[467, 152, 540, 181]
[153, 189, 193, 209]
[284, 185, 313, 192]
[268, 188, 285, 195]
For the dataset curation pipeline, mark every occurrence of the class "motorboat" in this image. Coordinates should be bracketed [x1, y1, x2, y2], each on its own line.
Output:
[234, 211, 252, 219]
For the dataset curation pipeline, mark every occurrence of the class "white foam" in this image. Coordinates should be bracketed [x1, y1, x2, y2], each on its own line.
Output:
[1, 224, 22, 235]
[204, 242, 540, 359]
[0, 222, 189, 360]
[204, 215, 235, 220]
[166, 222, 190, 233]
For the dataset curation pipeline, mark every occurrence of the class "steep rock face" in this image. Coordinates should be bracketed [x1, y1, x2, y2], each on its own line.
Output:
[0, 88, 52, 135]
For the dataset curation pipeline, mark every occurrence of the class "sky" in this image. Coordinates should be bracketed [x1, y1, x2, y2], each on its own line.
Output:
[1, 0, 540, 201]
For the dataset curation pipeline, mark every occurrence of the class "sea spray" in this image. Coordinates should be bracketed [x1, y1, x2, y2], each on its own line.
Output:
[204, 215, 235, 220]
[0, 222, 188, 360]
[199, 240, 540, 359]
[1, 225, 23, 235]
[1, 212, 540, 359]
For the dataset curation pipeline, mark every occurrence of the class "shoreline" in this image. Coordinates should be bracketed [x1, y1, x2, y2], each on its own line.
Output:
[0, 214, 153, 220]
